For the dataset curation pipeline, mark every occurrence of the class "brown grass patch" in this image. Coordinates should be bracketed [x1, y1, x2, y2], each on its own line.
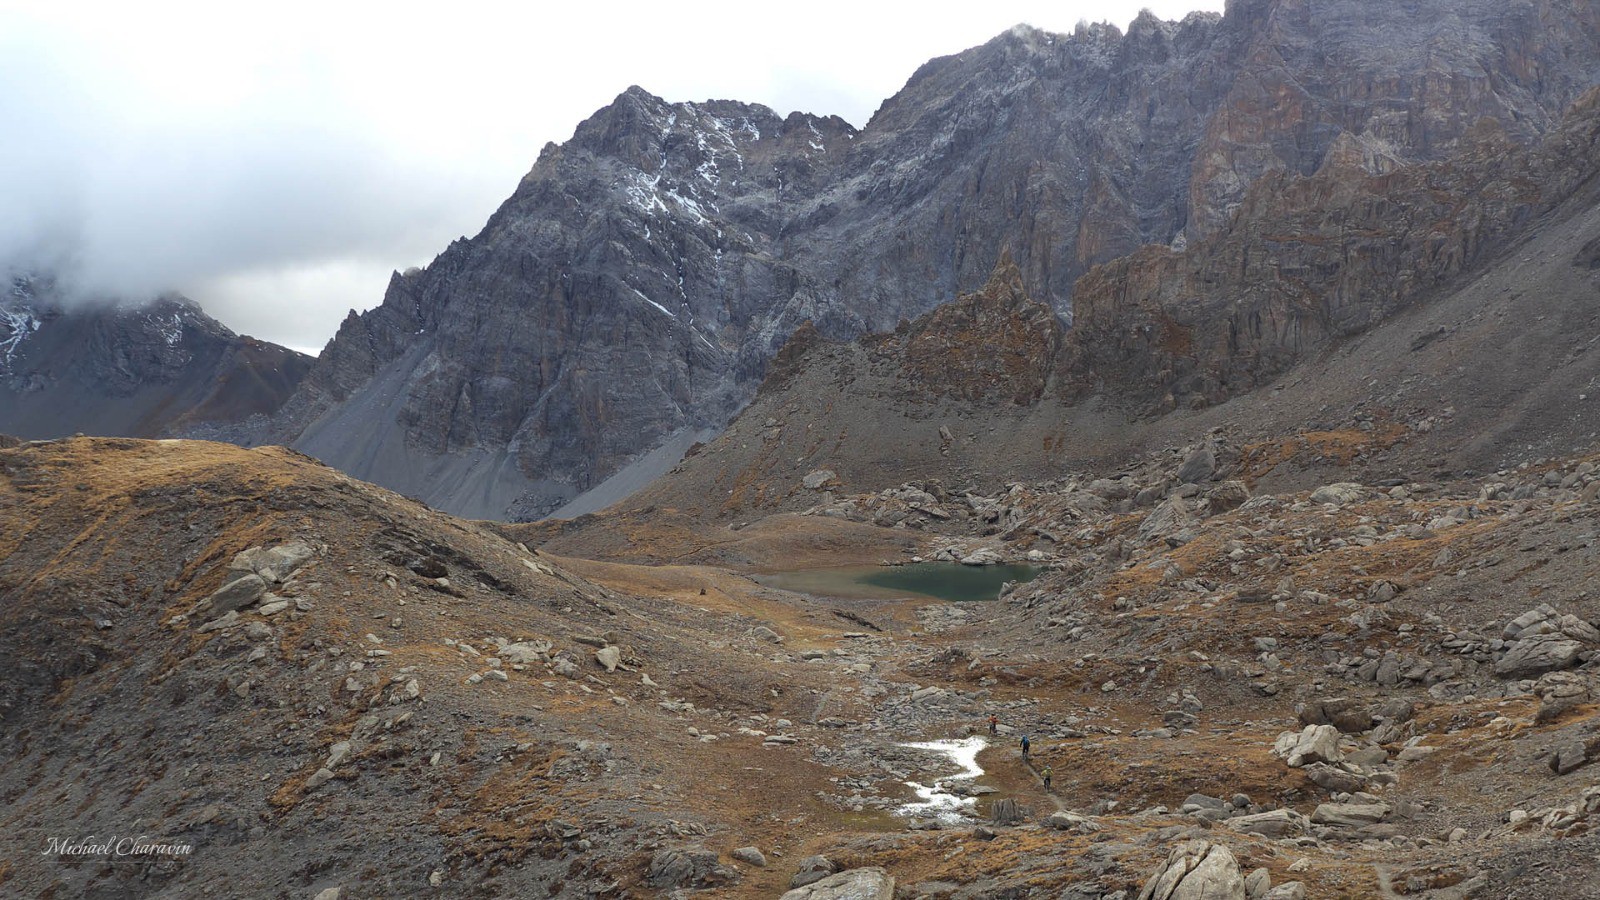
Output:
[1240, 426, 1409, 482]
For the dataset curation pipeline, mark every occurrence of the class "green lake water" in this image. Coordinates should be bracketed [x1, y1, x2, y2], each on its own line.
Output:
[757, 562, 1041, 602]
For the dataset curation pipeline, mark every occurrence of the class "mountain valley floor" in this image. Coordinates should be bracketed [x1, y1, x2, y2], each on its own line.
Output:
[1, 435, 1597, 898]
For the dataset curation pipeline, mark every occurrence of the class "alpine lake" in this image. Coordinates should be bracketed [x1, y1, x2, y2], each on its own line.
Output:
[756, 561, 1042, 603]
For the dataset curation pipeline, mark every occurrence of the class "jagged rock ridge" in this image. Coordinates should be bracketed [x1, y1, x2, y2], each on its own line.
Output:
[613, 88, 1600, 520]
[267, 0, 1600, 519]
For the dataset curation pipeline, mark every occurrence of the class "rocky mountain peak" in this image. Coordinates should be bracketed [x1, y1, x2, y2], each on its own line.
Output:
[256, 1, 1600, 520]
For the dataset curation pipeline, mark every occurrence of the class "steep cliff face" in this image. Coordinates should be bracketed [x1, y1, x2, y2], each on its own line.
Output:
[0, 277, 312, 440]
[1063, 87, 1600, 409]
[275, 94, 859, 518]
[620, 92, 1600, 518]
[273, 0, 1600, 519]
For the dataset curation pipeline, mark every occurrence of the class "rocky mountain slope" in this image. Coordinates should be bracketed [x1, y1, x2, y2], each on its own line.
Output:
[0, 437, 915, 897]
[602, 84, 1600, 523]
[263, 0, 1600, 520]
[521, 415, 1600, 899]
[0, 276, 312, 440]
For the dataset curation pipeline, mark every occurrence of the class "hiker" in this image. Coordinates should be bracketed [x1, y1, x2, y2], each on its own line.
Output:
[1020, 734, 1031, 762]
[987, 714, 999, 735]
[1041, 765, 1053, 792]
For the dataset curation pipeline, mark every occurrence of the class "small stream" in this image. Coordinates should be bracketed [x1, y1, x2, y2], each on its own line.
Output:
[895, 736, 988, 824]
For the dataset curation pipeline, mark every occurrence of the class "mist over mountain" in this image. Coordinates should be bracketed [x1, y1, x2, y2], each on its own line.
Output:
[0, 275, 312, 440]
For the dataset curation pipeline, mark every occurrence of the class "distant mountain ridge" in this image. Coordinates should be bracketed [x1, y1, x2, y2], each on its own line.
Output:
[0, 276, 312, 440]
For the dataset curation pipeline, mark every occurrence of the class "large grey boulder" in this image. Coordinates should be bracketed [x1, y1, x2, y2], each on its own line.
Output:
[1176, 446, 1216, 484]
[229, 541, 315, 584]
[1548, 738, 1599, 775]
[1204, 480, 1251, 514]
[1503, 604, 1600, 644]
[1535, 672, 1592, 722]
[960, 547, 1003, 566]
[1273, 725, 1343, 768]
[1244, 868, 1272, 900]
[802, 469, 838, 490]
[1310, 483, 1365, 505]
[1496, 633, 1583, 677]
[788, 855, 837, 889]
[1559, 615, 1600, 644]
[1139, 496, 1196, 546]
[1046, 810, 1102, 833]
[499, 641, 551, 665]
[1137, 840, 1246, 900]
[645, 846, 730, 889]
[1297, 697, 1373, 734]
[1226, 809, 1307, 839]
[1301, 762, 1368, 794]
[781, 867, 894, 900]
[199, 573, 268, 618]
[1088, 478, 1136, 501]
[1503, 605, 1558, 640]
[1310, 802, 1390, 827]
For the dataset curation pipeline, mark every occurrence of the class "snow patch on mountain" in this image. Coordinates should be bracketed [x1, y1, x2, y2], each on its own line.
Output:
[149, 310, 185, 346]
[0, 303, 40, 370]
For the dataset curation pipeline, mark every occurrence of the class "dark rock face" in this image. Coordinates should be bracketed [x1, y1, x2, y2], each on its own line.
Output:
[1062, 87, 1600, 409]
[866, 254, 1063, 406]
[619, 91, 1600, 519]
[0, 277, 312, 440]
[268, 0, 1600, 519]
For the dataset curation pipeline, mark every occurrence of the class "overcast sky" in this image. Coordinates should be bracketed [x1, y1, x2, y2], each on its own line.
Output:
[1, 0, 1223, 354]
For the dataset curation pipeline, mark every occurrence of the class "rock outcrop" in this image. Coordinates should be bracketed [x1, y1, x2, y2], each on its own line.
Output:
[781, 867, 895, 900]
[1273, 725, 1343, 767]
[1137, 840, 1246, 900]
[1062, 85, 1600, 410]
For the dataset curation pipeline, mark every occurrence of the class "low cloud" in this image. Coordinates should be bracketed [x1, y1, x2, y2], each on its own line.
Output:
[196, 258, 401, 356]
[0, 9, 511, 349]
[1, 2, 1222, 351]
